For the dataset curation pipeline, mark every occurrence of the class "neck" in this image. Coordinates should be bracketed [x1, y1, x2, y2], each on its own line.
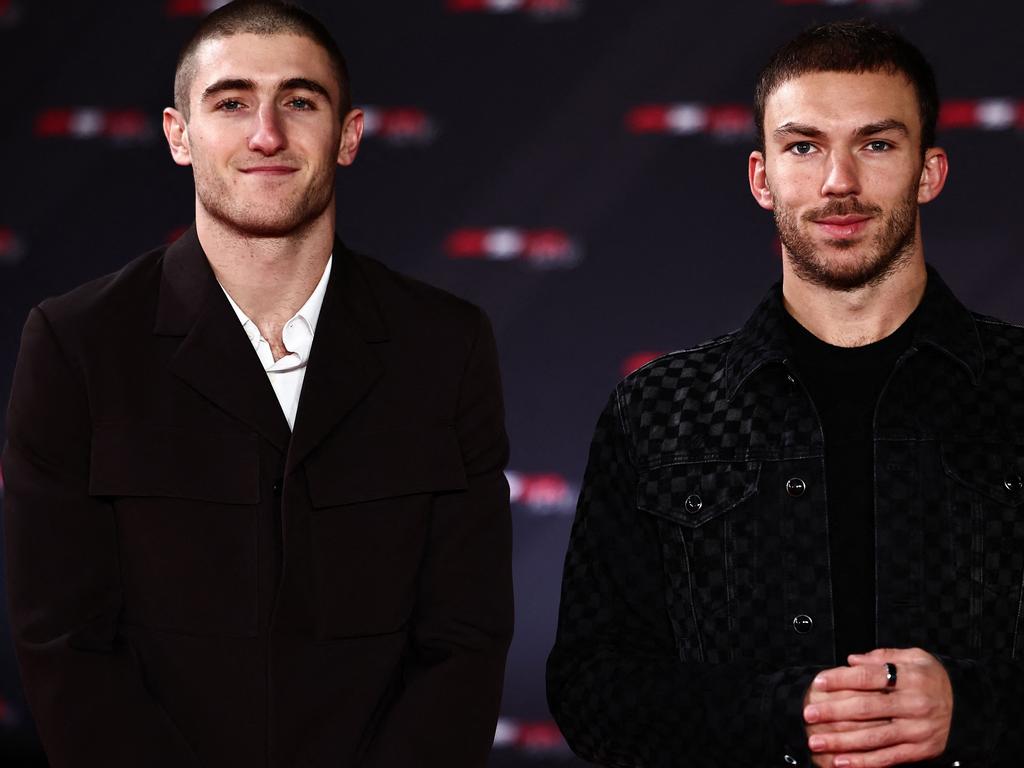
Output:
[781, 252, 927, 348]
[196, 202, 335, 329]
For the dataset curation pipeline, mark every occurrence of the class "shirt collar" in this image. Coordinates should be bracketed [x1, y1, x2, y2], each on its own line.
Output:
[723, 265, 984, 401]
[220, 254, 333, 365]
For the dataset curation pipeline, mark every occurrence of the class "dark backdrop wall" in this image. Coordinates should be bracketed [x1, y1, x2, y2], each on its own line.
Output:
[1, 0, 1021, 764]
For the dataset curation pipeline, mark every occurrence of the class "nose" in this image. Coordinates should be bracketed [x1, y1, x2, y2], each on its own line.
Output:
[248, 104, 286, 155]
[820, 151, 861, 198]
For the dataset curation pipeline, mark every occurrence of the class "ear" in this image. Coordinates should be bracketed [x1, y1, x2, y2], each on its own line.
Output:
[917, 146, 948, 204]
[748, 150, 774, 210]
[337, 108, 364, 167]
[163, 107, 192, 167]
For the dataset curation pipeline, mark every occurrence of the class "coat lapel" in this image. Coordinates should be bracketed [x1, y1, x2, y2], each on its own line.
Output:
[286, 243, 387, 474]
[154, 227, 292, 452]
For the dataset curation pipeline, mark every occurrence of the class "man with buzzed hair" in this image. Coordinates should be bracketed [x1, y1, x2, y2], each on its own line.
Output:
[549, 20, 1024, 768]
[3, 2, 512, 767]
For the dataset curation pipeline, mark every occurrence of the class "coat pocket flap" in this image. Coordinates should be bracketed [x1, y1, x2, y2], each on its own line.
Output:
[89, 423, 260, 504]
[306, 425, 468, 507]
[637, 459, 760, 527]
[941, 441, 1024, 507]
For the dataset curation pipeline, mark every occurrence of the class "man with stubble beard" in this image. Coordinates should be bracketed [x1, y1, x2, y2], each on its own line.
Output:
[548, 20, 1024, 768]
[3, 2, 512, 767]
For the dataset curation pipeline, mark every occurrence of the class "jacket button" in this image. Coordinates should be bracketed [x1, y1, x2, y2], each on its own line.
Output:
[792, 614, 813, 634]
[683, 494, 703, 514]
[786, 477, 806, 497]
[272, 479, 283, 496]
[1004, 474, 1023, 492]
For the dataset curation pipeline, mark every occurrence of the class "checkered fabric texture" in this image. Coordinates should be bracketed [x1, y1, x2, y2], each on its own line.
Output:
[547, 268, 1024, 767]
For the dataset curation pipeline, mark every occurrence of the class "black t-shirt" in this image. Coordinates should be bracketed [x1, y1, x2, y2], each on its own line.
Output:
[785, 309, 917, 662]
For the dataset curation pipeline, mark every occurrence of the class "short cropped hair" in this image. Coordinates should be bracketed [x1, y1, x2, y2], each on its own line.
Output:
[173, 0, 351, 121]
[754, 20, 939, 154]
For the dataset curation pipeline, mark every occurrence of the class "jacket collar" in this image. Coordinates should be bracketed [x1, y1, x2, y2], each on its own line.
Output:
[723, 266, 985, 401]
[153, 225, 389, 460]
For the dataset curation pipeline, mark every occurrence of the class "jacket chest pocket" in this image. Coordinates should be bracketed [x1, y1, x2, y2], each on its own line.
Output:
[89, 424, 260, 637]
[942, 442, 1024, 590]
[637, 459, 762, 662]
[304, 425, 467, 640]
[941, 441, 1024, 655]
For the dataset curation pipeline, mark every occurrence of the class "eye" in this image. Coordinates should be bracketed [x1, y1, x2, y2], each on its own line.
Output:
[215, 98, 244, 112]
[788, 141, 816, 156]
[287, 97, 315, 110]
[866, 140, 892, 152]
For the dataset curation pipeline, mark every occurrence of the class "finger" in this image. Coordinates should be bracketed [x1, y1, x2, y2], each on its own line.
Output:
[808, 718, 890, 736]
[808, 719, 928, 754]
[805, 692, 908, 723]
[832, 741, 932, 768]
[811, 664, 892, 693]
[848, 647, 926, 665]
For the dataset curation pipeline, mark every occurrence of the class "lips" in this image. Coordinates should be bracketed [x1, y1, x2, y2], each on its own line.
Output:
[813, 215, 872, 239]
[238, 166, 299, 175]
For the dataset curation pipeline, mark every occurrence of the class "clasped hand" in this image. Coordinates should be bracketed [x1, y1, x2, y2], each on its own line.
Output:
[803, 647, 953, 768]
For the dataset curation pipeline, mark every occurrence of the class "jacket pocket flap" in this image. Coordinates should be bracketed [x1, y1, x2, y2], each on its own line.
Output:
[89, 424, 260, 503]
[306, 425, 468, 507]
[941, 441, 1024, 507]
[637, 460, 760, 527]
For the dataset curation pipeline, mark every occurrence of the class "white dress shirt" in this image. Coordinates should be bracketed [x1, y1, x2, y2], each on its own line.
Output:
[219, 256, 332, 430]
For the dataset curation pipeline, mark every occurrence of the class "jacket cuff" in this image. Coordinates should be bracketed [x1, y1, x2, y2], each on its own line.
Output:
[762, 665, 826, 768]
[935, 655, 998, 765]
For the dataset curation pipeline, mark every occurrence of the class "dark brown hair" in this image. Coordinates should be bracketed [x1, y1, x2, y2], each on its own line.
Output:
[754, 20, 939, 154]
[173, 0, 351, 121]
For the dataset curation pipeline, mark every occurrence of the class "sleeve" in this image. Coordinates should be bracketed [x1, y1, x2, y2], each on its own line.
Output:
[2, 307, 202, 768]
[546, 391, 825, 768]
[359, 308, 514, 768]
[937, 655, 1024, 766]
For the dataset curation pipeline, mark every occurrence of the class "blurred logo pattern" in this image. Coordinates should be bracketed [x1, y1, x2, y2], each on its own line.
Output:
[35, 109, 154, 143]
[626, 103, 754, 138]
[940, 99, 1024, 130]
[493, 718, 571, 752]
[0, 228, 26, 266]
[446, 0, 584, 19]
[622, 351, 667, 377]
[166, 0, 230, 16]
[361, 106, 438, 145]
[445, 228, 582, 268]
[506, 471, 577, 514]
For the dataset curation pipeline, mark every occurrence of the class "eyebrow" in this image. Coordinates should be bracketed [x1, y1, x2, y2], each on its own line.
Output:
[200, 77, 333, 104]
[772, 119, 910, 140]
[854, 119, 909, 137]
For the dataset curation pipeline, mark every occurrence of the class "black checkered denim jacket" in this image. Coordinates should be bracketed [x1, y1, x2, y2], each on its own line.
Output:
[547, 268, 1024, 767]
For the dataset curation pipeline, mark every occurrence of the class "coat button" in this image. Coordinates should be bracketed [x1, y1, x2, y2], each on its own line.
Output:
[1004, 474, 1023, 492]
[786, 477, 806, 497]
[792, 614, 813, 634]
[272, 479, 283, 496]
[684, 494, 703, 514]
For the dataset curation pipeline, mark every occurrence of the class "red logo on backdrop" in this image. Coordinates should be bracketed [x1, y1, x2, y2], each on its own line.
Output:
[446, 0, 583, 19]
[622, 351, 666, 377]
[0, 0, 23, 26]
[35, 109, 154, 143]
[445, 228, 582, 269]
[0, 228, 26, 266]
[505, 471, 577, 514]
[361, 106, 438, 145]
[493, 718, 570, 752]
[939, 99, 1024, 131]
[778, 0, 921, 6]
[166, 0, 229, 16]
[0, 693, 18, 727]
[626, 103, 754, 139]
